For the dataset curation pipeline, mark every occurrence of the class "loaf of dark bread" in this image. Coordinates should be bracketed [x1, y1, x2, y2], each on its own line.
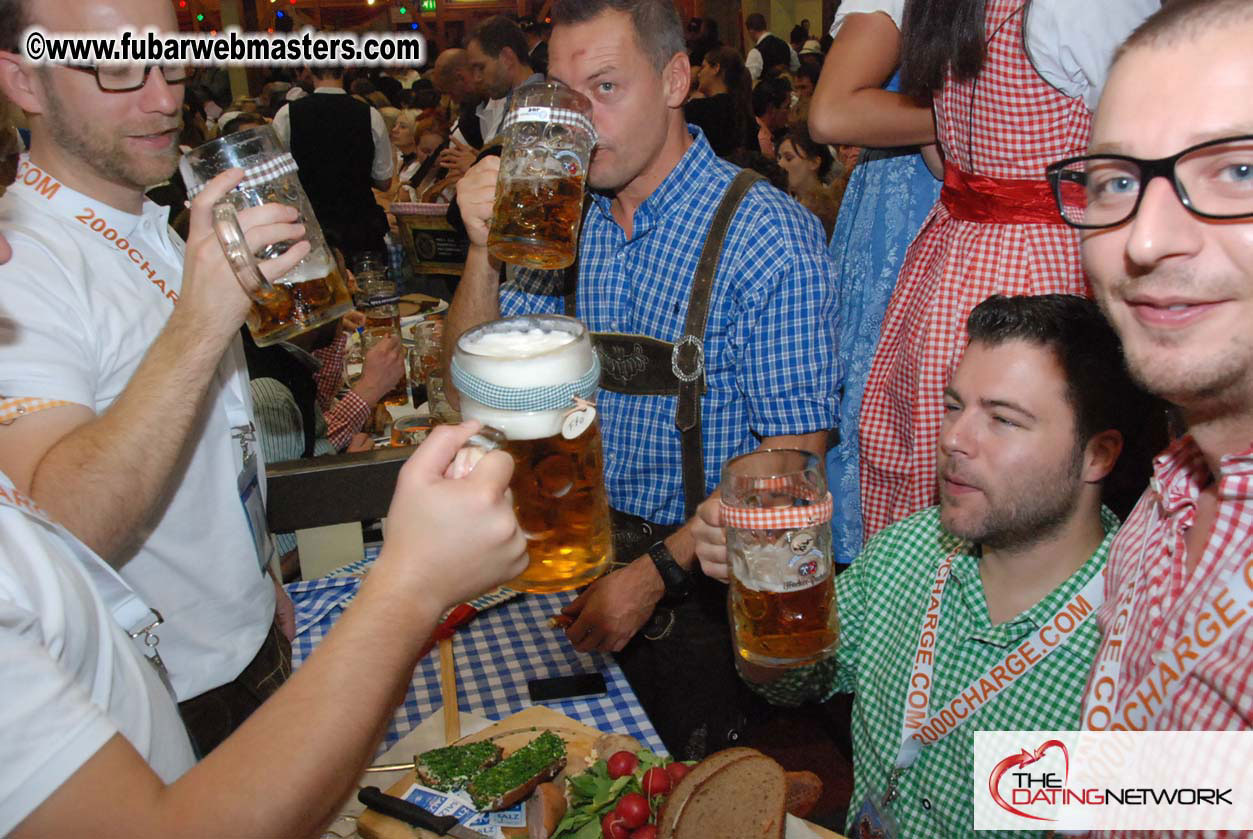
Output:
[658, 748, 786, 839]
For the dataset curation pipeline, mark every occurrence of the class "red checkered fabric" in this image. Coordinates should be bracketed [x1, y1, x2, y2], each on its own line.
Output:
[1083, 437, 1253, 839]
[311, 332, 349, 411]
[720, 492, 833, 531]
[308, 332, 373, 451]
[858, 0, 1092, 540]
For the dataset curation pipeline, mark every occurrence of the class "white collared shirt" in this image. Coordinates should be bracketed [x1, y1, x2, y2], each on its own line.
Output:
[0, 159, 275, 700]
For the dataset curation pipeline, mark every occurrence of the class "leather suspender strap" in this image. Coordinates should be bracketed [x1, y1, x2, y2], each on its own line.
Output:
[677, 169, 762, 518]
[564, 169, 763, 519]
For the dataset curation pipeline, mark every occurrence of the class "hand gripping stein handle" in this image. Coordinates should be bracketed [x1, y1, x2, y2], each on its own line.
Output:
[445, 426, 508, 479]
[211, 201, 281, 302]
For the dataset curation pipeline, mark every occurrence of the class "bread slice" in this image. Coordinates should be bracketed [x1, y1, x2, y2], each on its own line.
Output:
[416, 740, 503, 791]
[468, 731, 567, 811]
[661, 751, 787, 839]
[656, 748, 760, 838]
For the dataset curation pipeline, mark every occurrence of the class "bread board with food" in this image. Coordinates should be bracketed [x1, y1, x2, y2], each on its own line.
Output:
[356, 706, 843, 839]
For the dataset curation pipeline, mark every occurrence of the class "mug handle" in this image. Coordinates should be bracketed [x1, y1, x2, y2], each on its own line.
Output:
[211, 200, 278, 301]
[445, 426, 507, 479]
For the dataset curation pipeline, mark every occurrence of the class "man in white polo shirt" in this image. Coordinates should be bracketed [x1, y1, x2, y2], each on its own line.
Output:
[0, 0, 302, 753]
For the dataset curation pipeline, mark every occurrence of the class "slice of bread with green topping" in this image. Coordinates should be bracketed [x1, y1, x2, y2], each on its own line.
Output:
[416, 740, 504, 792]
[468, 731, 567, 811]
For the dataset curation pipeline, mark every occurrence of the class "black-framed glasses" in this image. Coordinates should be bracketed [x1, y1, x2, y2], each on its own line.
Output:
[64, 63, 188, 93]
[1046, 134, 1253, 230]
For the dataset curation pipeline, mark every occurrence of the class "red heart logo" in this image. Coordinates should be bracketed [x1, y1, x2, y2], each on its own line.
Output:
[988, 739, 1069, 821]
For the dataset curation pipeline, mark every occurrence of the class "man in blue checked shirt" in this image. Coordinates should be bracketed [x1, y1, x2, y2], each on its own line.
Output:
[447, 0, 838, 757]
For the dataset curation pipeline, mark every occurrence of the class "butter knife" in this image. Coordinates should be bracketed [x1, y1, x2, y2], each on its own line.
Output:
[357, 786, 490, 839]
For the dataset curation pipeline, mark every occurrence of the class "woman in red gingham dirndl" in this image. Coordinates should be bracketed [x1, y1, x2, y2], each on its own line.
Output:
[858, 0, 1092, 540]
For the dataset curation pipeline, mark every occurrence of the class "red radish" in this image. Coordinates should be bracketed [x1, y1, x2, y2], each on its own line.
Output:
[601, 811, 630, 839]
[614, 793, 649, 829]
[606, 750, 639, 779]
[641, 767, 671, 796]
[630, 826, 658, 839]
[664, 762, 690, 784]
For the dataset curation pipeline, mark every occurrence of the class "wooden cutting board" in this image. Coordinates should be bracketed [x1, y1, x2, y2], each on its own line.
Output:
[357, 706, 603, 839]
[356, 705, 846, 839]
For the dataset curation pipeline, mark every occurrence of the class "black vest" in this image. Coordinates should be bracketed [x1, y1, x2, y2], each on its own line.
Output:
[289, 92, 388, 255]
[754, 33, 791, 73]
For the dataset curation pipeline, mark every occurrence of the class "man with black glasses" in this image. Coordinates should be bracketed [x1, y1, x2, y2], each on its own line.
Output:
[0, 0, 296, 754]
[1047, 0, 1253, 736]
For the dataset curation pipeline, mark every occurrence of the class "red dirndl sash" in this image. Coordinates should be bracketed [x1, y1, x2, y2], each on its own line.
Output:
[940, 161, 1066, 225]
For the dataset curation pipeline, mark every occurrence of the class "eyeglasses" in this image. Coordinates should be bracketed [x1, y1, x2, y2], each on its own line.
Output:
[65, 63, 188, 93]
[1046, 134, 1253, 230]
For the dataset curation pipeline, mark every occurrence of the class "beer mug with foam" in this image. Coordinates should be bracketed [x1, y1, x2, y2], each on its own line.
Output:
[180, 126, 353, 346]
[720, 450, 838, 669]
[487, 82, 596, 270]
[451, 315, 612, 592]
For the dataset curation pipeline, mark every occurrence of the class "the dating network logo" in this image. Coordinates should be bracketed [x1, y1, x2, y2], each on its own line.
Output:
[988, 738, 1073, 821]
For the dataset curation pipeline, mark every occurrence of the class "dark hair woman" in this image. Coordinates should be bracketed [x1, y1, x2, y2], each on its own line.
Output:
[856, 0, 1161, 542]
[683, 45, 755, 159]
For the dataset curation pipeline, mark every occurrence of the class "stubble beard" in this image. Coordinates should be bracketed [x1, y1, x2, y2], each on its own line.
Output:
[942, 442, 1086, 552]
[42, 80, 180, 193]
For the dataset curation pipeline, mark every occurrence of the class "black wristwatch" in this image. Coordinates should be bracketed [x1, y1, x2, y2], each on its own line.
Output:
[647, 540, 693, 603]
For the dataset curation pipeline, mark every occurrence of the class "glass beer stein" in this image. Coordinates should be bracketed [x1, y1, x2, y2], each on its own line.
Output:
[720, 450, 838, 669]
[180, 126, 353, 346]
[487, 82, 596, 270]
[451, 315, 612, 593]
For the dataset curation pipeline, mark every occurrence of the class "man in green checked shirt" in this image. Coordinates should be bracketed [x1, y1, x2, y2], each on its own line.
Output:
[694, 294, 1165, 838]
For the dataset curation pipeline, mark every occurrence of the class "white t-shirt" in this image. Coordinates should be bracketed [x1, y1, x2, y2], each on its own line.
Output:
[273, 87, 396, 181]
[830, 0, 1158, 109]
[0, 157, 275, 700]
[0, 478, 195, 835]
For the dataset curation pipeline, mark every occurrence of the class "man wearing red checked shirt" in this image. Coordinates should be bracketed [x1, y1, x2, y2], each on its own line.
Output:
[1056, 0, 1253, 764]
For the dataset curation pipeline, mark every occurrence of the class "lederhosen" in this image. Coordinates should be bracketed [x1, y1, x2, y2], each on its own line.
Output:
[564, 170, 770, 758]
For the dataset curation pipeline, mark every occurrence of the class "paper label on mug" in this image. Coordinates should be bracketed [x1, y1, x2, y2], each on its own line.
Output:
[733, 527, 831, 594]
[562, 406, 595, 439]
[513, 106, 554, 124]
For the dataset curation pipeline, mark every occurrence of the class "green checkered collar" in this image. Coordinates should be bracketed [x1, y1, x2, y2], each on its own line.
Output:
[945, 506, 1119, 648]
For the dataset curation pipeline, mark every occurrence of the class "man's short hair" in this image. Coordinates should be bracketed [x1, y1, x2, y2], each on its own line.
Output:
[966, 294, 1168, 518]
[1116, 0, 1253, 63]
[551, 0, 685, 74]
[312, 66, 346, 80]
[0, 0, 27, 54]
[751, 75, 790, 118]
[469, 15, 531, 66]
[745, 13, 767, 33]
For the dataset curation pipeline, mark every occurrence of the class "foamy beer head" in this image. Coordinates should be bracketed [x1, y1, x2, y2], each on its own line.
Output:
[453, 315, 594, 439]
[451, 314, 611, 593]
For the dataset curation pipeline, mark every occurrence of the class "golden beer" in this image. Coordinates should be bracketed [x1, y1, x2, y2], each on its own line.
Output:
[454, 315, 611, 593]
[722, 449, 838, 669]
[247, 266, 354, 347]
[487, 176, 585, 270]
[731, 574, 838, 664]
[501, 425, 612, 592]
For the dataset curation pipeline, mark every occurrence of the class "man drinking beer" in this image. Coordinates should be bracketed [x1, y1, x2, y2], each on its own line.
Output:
[694, 295, 1163, 838]
[447, 0, 838, 757]
[0, 0, 296, 755]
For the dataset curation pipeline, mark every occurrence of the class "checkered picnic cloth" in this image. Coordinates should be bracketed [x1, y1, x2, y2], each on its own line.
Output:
[857, 0, 1091, 540]
[286, 557, 667, 756]
[0, 396, 76, 424]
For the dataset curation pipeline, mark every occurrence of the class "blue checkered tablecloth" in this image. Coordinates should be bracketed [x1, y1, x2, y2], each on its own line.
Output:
[286, 557, 667, 756]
